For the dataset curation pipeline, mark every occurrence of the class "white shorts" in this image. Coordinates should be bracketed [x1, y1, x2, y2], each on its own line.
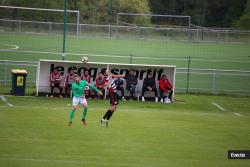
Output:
[72, 96, 87, 106]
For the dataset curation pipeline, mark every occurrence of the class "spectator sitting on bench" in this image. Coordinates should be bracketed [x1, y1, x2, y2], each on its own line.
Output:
[95, 72, 105, 99]
[50, 69, 63, 98]
[126, 69, 138, 100]
[159, 74, 173, 103]
[64, 67, 75, 98]
[141, 71, 158, 102]
[81, 69, 91, 98]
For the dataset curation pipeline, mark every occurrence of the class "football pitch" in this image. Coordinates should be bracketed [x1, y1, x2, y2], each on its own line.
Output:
[0, 95, 250, 167]
[1, 33, 250, 95]
[1, 33, 250, 70]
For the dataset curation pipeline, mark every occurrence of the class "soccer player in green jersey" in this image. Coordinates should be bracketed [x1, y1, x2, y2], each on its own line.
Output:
[68, 74, 102, 127]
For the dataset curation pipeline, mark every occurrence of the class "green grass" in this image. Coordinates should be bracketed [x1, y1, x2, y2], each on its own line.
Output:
[0, 33, 250, 95]
[0, 95, 250, 167]
[0, 33, 250, 70]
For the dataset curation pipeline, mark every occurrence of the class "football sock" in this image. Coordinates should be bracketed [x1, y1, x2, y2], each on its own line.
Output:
[65, 87, 68, 95]
[59, 87, 63, 95]
[69, 109, 76, 122]
[107, 111, 114, 120]
[82, 107, 88, 120]
[103, 110, 111, 119]
[51, 87, 54, 94]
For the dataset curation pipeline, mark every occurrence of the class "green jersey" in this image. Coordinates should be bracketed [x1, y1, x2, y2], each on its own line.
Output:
[72, 80, 99, 98]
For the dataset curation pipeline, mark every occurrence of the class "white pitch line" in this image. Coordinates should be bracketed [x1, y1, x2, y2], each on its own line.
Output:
[0, 96, 13, 107]
[0, 157, 146, 167]
[0, 96, 6, 102]
[2, 49, 250, 63]
[233, 112, 242, 117]
[0, 44, 19, 51]
[212, 102, 225, 111]
[7, 44, 19, 50]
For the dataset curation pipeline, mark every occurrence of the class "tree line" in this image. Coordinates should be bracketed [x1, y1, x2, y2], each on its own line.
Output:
[0, 0, 249, 29]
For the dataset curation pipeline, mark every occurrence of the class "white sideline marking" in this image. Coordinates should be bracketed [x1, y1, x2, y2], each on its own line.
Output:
[234, 112, 242, 117]
[0, 96, 6, 102]
[212, 102, 225, 111]
[0, 105, 69, 109]
[0, 157, 146, 167]
[0, 96, 13, 107]
[2, 49, 250, 63]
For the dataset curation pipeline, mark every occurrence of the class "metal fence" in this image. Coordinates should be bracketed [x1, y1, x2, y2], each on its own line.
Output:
[0, 60, 38, 86]
[1, 19, 250, 43]
[0, 19, 249, 96]
[0, 60, 249, 96]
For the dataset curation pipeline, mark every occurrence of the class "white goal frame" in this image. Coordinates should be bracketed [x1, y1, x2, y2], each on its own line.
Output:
[0, 5, 80, 35]
[117, 12, 191, 28]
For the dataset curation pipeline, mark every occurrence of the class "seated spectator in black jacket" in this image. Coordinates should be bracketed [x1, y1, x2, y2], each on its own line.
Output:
[126, 69, 138, 100]
[141, 72, 158, 102]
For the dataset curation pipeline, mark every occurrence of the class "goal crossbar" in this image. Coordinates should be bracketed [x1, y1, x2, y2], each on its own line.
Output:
[0, 5, 80, 35]
[117, 13, 191, 19]
[0, 5, 79, 13]
[117, 13, 191, 28]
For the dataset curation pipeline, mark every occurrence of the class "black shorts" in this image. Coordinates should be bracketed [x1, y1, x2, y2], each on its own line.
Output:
[52, 83, 62, 88]
[109, 93, 119, 106]
[66, 84, 72, 89]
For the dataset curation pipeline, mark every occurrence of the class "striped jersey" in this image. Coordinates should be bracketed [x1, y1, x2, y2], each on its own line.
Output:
[64, 73, 75, 85]
[105, 75, 117, 93]
[95, 76, 105, 88]
[81, 74, 90, 83]
[50, 72, 62, 83]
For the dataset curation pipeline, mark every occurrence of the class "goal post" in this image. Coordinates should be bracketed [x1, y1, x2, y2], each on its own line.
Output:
[0, 5, 80, 35]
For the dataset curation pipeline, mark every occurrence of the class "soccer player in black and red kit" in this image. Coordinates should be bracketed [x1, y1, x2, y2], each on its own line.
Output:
[100, 69, 125, 127]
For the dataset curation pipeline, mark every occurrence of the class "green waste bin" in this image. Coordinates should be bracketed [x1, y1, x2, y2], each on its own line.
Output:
[11, 69, 28, 96]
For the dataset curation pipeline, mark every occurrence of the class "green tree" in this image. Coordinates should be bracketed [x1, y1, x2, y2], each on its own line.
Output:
[204, 0, 247, 27]
[234, 0, 250, 29]
[149, 0, 206, 26]
[115, 0, 150, 25]
[68, 0, 150, 24]
[148, 0, 247, 28]
[1, 0, 249, 28]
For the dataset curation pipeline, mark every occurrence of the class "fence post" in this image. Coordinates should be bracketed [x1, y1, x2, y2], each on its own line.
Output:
[18, 20, 21, 32]
[188, 28, 191, 41]
[108, 0, 113, 37]
[4, 60, 7, 86]
[62, 0, 68, 61]
[108, 24, 111, 37]
[79, 24, 81, 36]
[49, 22, 52, 34]
[186, 56, 191, 94]
[196, 29, 199, 41]
[138, 27, 141, 39]
[212, 69, 216, 94]
[167, 28, 170, 41]
[226, 30, 229, 42]
[129, 54, 133, 64]
[216, 30, 219, 43]
[201, 29, 204, 41]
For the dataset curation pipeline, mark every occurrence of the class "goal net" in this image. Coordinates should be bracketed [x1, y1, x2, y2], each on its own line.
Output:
[0, 5, 80, 36]
[115, 13, 191, 39]
[117, 13, 191, 28]
[0, 5, 79, 24]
